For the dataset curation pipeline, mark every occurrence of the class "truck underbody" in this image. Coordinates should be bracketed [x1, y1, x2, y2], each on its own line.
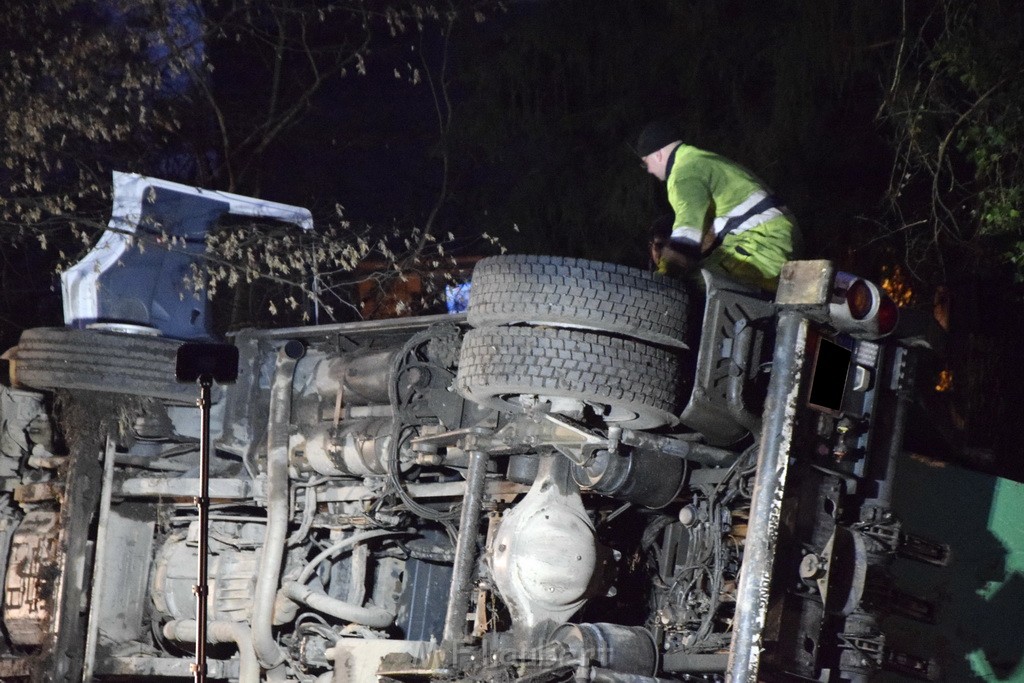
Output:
[0, 176, 946, 682]
[0, 254, 950, 679]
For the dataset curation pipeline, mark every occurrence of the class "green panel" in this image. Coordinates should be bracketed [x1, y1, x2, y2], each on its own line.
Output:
[883, 455, 1024, 682]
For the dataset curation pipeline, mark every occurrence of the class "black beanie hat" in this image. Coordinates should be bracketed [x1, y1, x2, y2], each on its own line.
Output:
[636, 120, 680, 157]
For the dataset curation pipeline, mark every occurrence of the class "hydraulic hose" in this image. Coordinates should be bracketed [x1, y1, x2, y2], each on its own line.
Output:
[295, 529, 404, 585]
[163, 620, 259, 683]
[280, 581, 395, 628]
[285, 528, 405, 628]
[251, 340, 305, 670]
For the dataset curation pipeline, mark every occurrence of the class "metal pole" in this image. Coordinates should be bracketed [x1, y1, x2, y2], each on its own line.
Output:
[727, 311, 808, 683]
[193, 376, 213, 683]
[874, 348, 916, 507]
[442, 449, 489, 643]
[82, 436, 118, 682]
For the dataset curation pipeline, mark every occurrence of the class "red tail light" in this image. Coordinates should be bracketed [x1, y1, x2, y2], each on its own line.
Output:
[877, 297, 899, 336]
[846, 279, 874, 320]
[829, 272, 899, 339]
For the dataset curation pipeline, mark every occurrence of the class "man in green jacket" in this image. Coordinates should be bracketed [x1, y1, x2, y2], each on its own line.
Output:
[637, 121, 799, 291]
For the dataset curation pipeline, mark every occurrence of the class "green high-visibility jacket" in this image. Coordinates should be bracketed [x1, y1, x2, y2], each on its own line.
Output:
[657, 144, 798, 291]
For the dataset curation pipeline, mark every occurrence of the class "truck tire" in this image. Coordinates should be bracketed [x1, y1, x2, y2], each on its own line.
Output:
[466, 255, 690, 348]
[12, 328, 200, 403]
[456, 326, 682, 430]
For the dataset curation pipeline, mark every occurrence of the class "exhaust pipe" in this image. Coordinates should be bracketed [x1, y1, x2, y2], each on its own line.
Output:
[252, 341, 304, 670]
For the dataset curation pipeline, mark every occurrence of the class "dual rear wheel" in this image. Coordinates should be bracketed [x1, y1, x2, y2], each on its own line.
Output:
[455, 255, 690, 429]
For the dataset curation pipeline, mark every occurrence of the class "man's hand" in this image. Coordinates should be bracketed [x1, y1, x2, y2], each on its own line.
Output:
[654, 242, 697, 276]
[649, 236, 667, 268]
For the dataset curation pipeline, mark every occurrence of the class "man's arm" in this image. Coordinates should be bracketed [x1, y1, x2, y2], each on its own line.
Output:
[666, 171, 714, 256]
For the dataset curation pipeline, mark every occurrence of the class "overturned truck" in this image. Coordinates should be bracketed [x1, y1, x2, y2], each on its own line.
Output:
[0, 176, 945, 682]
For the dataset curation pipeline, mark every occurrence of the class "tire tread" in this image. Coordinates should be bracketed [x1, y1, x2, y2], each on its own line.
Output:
[456, 326, 681, 429]
[467, 255, 689, 348]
